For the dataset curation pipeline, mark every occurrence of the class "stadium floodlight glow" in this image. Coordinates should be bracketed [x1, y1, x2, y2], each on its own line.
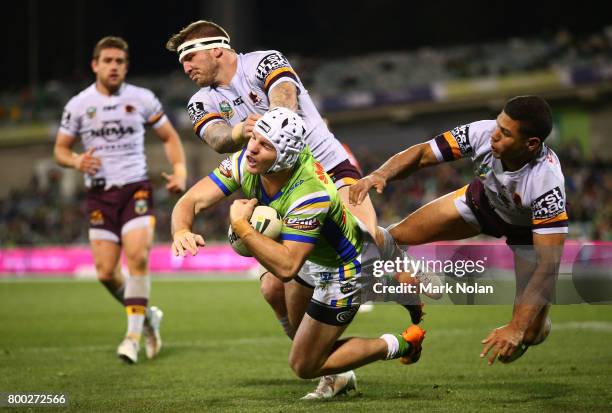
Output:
[177, 37, 231, 62]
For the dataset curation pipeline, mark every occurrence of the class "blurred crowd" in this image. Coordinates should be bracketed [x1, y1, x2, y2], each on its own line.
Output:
[1, 27, 611, 126]
[1, 142, 609, 247]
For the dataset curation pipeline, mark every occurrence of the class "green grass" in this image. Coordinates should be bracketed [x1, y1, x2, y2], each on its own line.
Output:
[1, 278, 611, 412]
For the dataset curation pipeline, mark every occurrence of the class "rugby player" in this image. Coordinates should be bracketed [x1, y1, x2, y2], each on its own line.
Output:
[350, 95, 566, 364]
[165, 21, 383, 332]
[171, 108, 425, 398]
[54, 36, 187, 364]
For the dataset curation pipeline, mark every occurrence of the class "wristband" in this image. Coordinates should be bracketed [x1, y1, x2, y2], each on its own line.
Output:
[232, 219, 254, 238]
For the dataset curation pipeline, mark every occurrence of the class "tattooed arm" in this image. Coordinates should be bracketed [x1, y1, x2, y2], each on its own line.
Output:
[203, 122, 246, 153]
[268, 82, 298, 112]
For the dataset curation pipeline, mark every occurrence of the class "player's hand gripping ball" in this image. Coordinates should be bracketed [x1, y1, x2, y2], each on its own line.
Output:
[228, 206, 282, 256]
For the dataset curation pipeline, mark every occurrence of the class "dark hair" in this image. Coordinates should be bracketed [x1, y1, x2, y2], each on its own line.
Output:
[93, 36, 129, 61]
[503, 95, 553, 140]
[166, 20, 230, 52]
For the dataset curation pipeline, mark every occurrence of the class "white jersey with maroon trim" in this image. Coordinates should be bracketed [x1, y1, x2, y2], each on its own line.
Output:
[428, 120, 568, 234]
[59, 83, 168, 188]
[186, 50, 348, 171]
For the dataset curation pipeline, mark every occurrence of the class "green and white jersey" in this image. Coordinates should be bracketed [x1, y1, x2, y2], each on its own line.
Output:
[209, 147, 363, 268]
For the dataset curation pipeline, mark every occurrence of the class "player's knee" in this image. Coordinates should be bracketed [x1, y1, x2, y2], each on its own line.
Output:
[523, 317, 551, 346]
[260, 273, 284, 306]
[288, 353, 318, 379]
[125, 251, 149, 273]
[95, 263, 116, 281]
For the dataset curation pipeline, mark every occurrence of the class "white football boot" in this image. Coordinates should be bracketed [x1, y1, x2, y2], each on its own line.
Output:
[143, 306, 163, 359]
[301, 371, 357, 400]
[117, 337, 139, 364]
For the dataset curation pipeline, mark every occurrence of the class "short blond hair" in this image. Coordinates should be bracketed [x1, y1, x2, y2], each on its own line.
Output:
[93, 36, 129, 61]
[166, 20, 230, 52]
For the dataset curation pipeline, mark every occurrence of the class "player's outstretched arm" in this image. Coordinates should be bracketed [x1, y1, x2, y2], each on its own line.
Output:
[171, 176, 228, 256]
[230, 199, 313, 280]
[349, 142, 439, 205]
[154, 121, 187, 193]
[480, 233, 565, 365]
[54, 132, 102, 176]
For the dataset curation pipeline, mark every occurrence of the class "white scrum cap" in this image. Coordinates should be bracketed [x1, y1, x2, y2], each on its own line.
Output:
[253, 108, 307, 173]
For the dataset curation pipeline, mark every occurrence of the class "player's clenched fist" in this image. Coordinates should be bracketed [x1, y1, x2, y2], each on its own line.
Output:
[172, 229, 206, 257]
[74, 148, 102, 176]
[349, 172, 387, 205]
[242, 113, 262, 140]
[229, 198, 258, 227]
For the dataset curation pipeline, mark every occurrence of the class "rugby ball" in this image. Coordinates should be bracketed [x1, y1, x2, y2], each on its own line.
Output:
[228, 206, 282, 256]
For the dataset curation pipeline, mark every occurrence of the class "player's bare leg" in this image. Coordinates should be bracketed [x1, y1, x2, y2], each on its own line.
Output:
[118, 224, 155, 363]
[260, 271, 294, 338]
[284, 280, 312, 334]
[91, 240, 123, 303]
[289, 314, 424, 380]
[338, 187, 379, 244]
[389, 190, 480, 245]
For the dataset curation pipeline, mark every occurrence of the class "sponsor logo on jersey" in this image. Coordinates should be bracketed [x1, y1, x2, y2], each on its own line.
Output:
[103, 104, 119, 111]
[86, 106, 97, 119]
[85, 120, 135, 142]
[219, 100, 234, 120]
[532, 186, 565, 220]
[249, 91, 262, 105]
[232, 97, 244, 106]
[314, 162, 329, 184]
[219, 157, 233, 178]
[336, 307, 358, 323]
[318, 272, 333, 289]
[61, 110, 72, 128]
[255, 53, 291, 81]
[340, 280, 356, 295]
[284, 217, 319, 231]
[89, 209, 104, 226]
[450, 124, 472, 155]
[187, 102, 207, 124]
[134, 190, 149, 200]
[285, 179, 304, 196]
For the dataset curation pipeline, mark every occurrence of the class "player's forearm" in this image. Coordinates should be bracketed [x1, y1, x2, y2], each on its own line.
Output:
[204, 123, 245, 153]
[54, 145, 78, 168]
[510, 260, 560, 332]
[162, 134, 187, 177]
[171, 194, 198, 235]
[233, 219, 298, 280]
[268, 82, 298, 112]
[374, 143, 433, 182]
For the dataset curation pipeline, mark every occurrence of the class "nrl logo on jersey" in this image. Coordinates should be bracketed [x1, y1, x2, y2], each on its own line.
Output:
[86, 106, 97, 119]
[218, 157, 233, 178]
[284, 217, 319, 231]
[450, 124, 472, 155]
[532, 186, 565, 220]
[89, 209, 104, 226]
[219, 100, 234, 120]
[476, 163, 491, 177]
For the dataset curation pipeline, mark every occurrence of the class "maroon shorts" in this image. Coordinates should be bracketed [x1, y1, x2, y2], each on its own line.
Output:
[327, 159, 362, 189]
[465, 179, 533, 246]
[86, 180, 154, 243]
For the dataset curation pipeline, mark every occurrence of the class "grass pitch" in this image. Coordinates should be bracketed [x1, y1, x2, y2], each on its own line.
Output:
[1, 278, 611, 412]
